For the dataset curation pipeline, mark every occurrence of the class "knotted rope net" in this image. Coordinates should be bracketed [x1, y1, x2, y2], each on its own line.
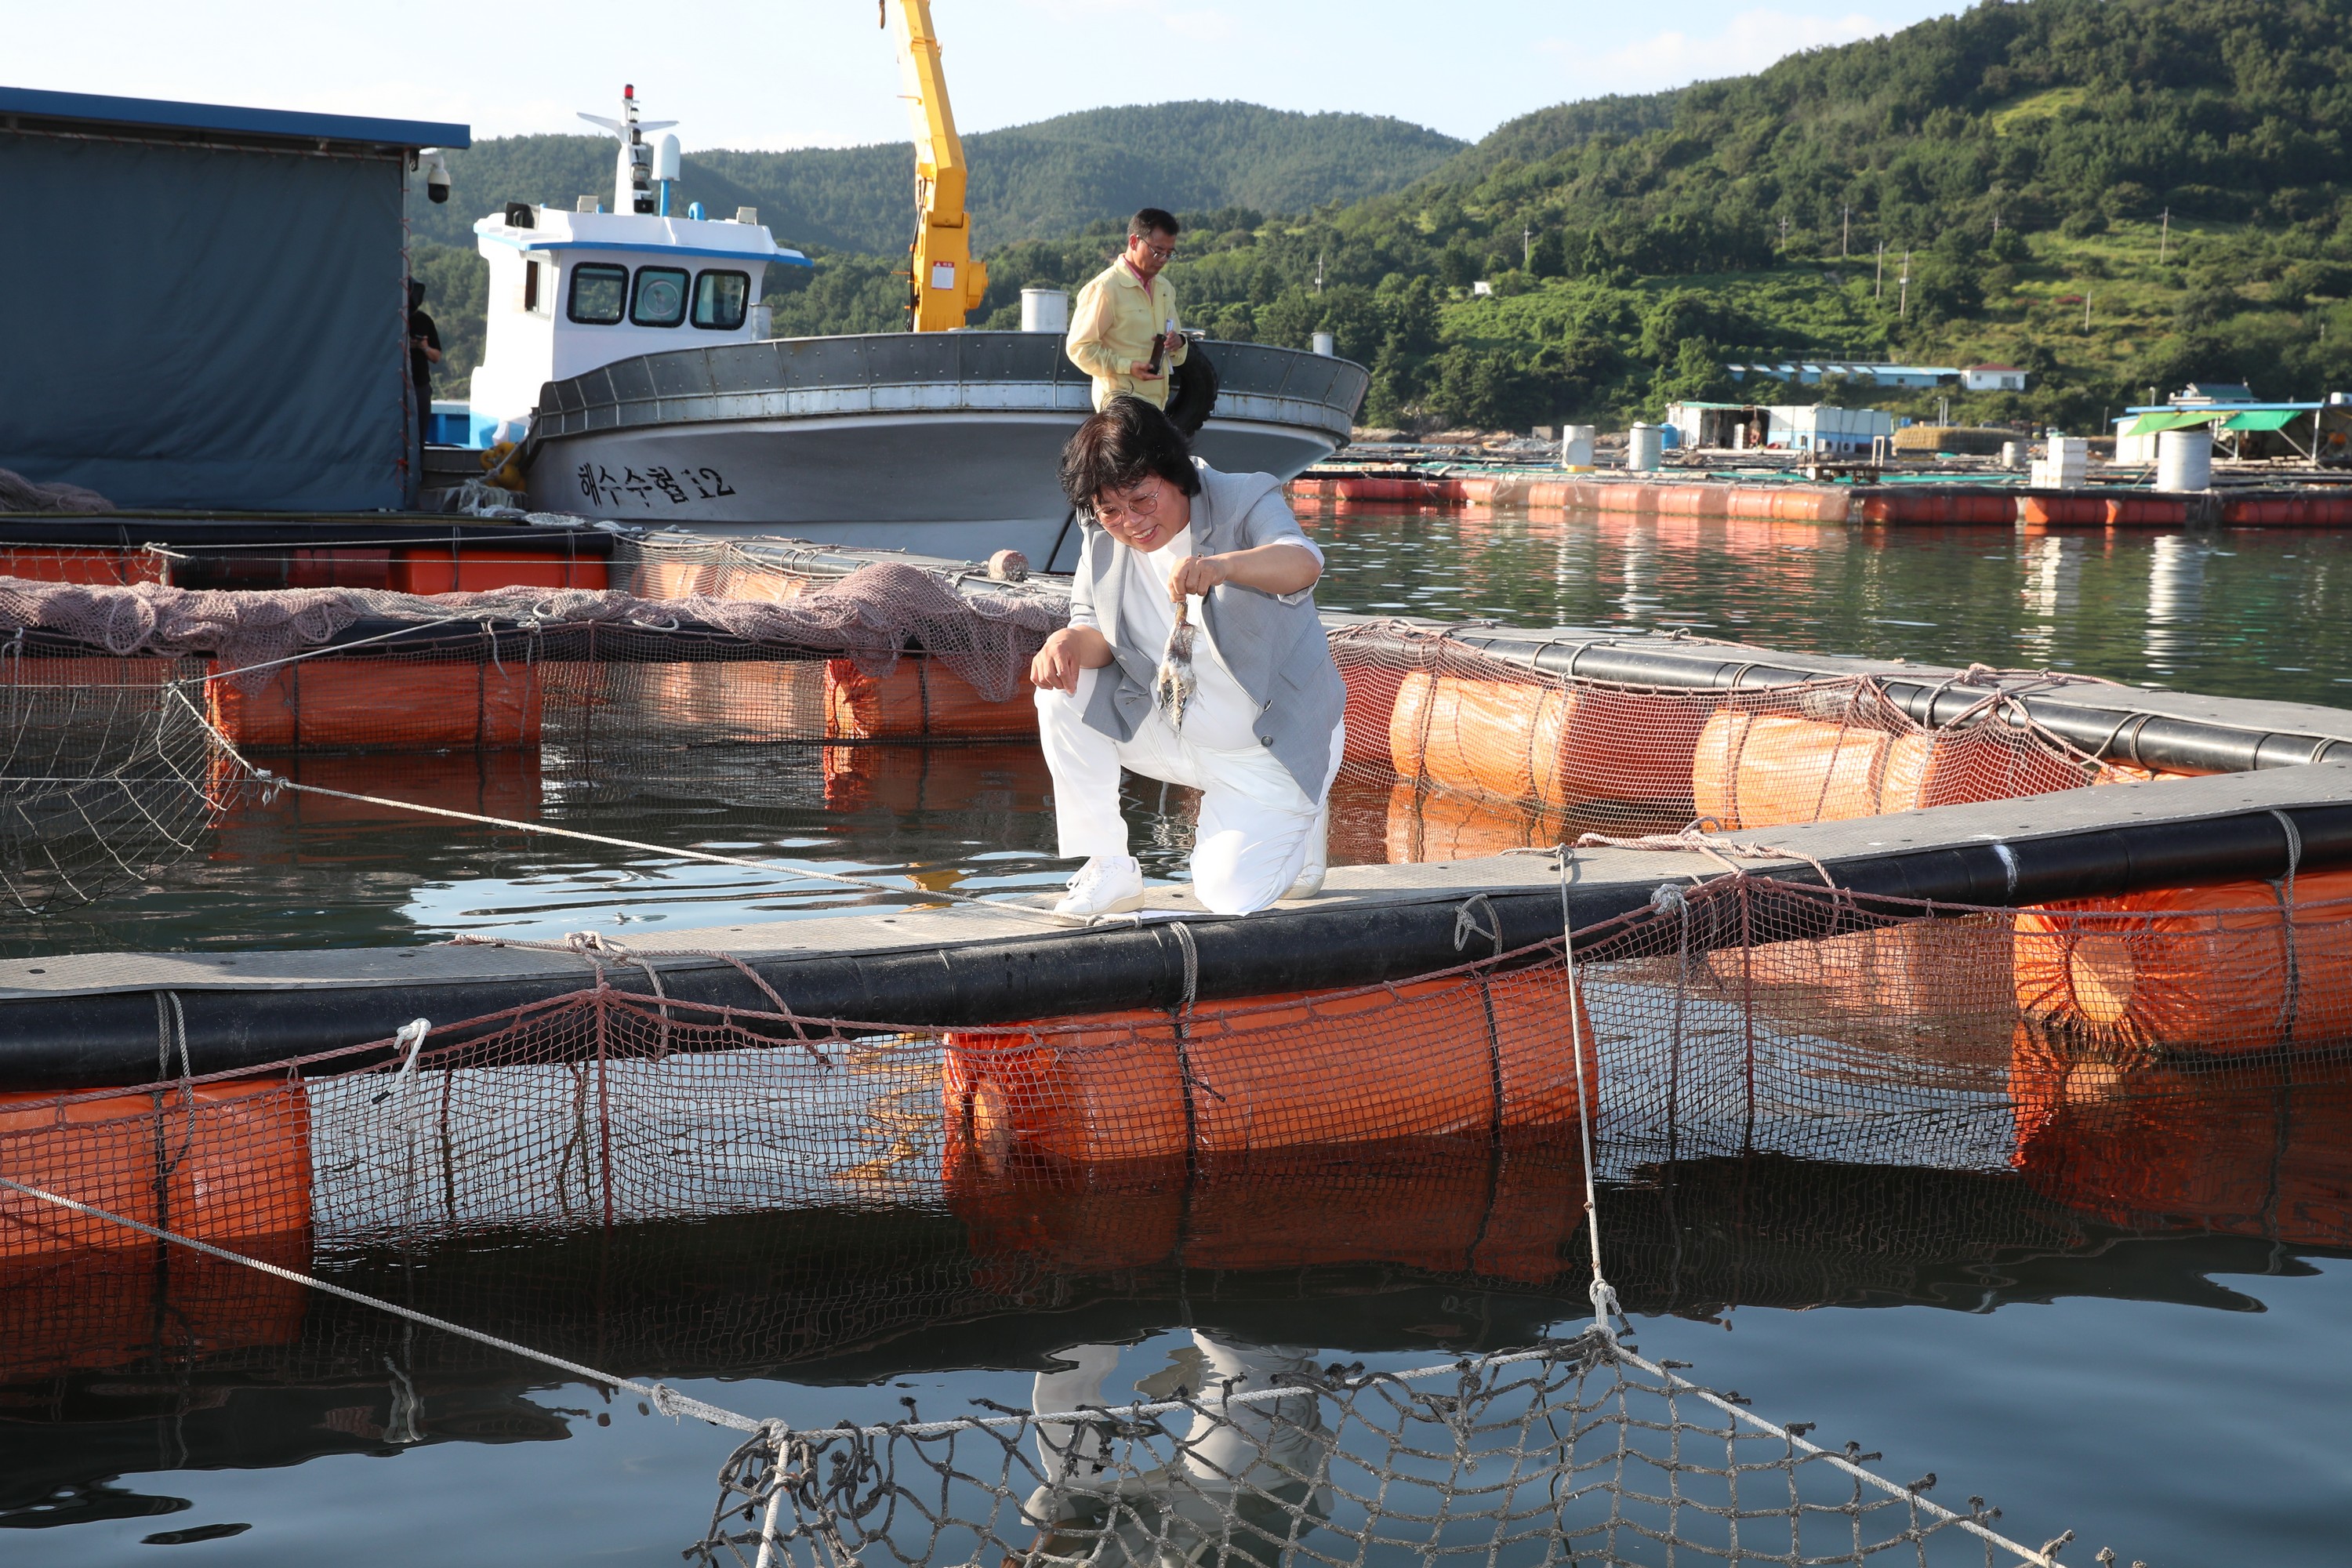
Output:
[690, 1332, 2046, 1568]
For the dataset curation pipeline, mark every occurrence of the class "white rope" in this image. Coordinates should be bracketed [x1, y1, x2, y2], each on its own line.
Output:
[1553, 843, 1617, 1334]
[368, 1018, 433, 1106]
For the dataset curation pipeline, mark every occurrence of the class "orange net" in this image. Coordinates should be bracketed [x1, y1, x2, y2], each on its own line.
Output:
[9, 871, 2351, 1322]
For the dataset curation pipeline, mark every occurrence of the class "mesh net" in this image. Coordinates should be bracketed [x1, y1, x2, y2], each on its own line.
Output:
[11, 873, 2352, 1559]
[692, 1334, 2035, 1568]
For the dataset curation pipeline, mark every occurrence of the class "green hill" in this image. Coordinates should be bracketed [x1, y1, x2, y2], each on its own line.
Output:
[960, 0, 2352, 432]
[415, 0, 2352, 432]
[407, 101, 1465, 256]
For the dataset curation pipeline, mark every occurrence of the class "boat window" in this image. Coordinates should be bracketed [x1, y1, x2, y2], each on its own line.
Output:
[691, 270, 751, 331]
[522, 259, 542, 313]
[631, 267, 690, 328]
[568, 263, 628, 325]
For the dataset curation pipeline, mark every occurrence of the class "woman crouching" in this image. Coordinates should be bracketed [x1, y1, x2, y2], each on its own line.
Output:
[1030, 395, 1344, 920]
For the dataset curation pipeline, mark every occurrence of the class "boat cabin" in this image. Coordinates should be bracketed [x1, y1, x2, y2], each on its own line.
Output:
[461, 89, 811, 446]
[465, 205, 810, 446]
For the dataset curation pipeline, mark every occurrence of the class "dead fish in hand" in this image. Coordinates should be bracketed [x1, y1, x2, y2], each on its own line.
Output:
[1154, 594, 1198, 729]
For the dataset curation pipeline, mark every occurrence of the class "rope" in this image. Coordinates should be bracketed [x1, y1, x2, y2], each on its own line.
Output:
[2270, 808, 2306, 1042]
[1574, 826, 1841, 891]
[0, 1173, 773, 1436]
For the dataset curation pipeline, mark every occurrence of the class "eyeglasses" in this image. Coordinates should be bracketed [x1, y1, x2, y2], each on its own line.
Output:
[1134, 237, 1177, 261]
[1093, 485, 1163, 528]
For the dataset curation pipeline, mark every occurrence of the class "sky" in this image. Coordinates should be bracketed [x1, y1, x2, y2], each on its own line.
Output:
[5, 1, 1966, 150]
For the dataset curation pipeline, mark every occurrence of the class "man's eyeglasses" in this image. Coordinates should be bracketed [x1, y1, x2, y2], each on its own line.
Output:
[1094, 487, 1163, 527]
[1134, 237, 1177, 261]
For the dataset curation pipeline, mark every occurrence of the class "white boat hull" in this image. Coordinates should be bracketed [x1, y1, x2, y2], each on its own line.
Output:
[524, 333, 1365, 569]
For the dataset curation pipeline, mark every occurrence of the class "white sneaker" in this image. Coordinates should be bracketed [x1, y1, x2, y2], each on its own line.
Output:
[1051, 855, 1145, 922]
[1281, 802, 1330, 902]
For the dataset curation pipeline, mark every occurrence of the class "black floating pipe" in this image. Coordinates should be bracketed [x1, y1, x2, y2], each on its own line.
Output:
[9, 800, 2352, 1091]
[1450, 630, 2352, 778]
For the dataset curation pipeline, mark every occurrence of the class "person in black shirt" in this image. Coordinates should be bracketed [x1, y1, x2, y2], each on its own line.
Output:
[408, 278, 443, 481]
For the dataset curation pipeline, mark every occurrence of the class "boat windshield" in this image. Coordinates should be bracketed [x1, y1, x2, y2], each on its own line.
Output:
[568, 263, 628, 325]
[693, 270, 750, 331]
[632, 267, 689, 328]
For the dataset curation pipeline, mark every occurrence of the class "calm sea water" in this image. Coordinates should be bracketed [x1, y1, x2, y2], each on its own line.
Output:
[6, 508, 2350, 1565]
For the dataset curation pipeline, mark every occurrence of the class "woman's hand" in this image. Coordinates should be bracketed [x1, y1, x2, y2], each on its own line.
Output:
[1167, 546, 1319, 601]
[1030, 626, 1112, 692]
[1167, 554, 1230, 601]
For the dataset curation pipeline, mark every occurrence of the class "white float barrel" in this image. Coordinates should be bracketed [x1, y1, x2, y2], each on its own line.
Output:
[1561, 425, 1595, 467]
[1312, 331, 1336, 356]
[1021, 288, 1069, 334]
[2155, 427, 2212, 492]
[1627, 423, 1664, 471]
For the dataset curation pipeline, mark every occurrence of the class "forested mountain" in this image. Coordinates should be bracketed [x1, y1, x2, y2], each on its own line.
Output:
[946, 0, 2352, 431]
[408, 101, 1463, 255]
[418, 0, 2352, 436]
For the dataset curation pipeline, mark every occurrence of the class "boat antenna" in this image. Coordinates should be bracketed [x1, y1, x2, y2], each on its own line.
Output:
[579, 84, 677, 215]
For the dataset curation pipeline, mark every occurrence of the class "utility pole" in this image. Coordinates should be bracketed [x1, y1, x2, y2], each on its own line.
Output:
[2159, 206, 2170, 263]
[1779, 214, 1789, 252]
[1898, 250, 1910, 318]
[1875, 241, 1885, 299]
[1523, 222, 1532, 271]
[2084, 287, 2092, 332]
[1842, 205, 1850, 258]
[1315, 247, 1324, 296]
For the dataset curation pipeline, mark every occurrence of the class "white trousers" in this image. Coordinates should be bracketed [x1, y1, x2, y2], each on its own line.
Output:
[1036, 668, 1336, 916]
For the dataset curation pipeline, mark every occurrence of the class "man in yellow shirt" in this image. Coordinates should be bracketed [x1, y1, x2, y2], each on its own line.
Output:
[1065, 207, 1188, 410]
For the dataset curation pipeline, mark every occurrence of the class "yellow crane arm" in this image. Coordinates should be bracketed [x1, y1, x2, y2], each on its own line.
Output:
[886, 0, 988, 331]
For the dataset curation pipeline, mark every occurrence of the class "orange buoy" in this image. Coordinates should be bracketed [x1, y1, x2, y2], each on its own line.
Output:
[1385, 782, 1554, 862]
[0, 1076, 312, 1257]
[390, 549, 608, 595]
[2014, 870, 2352, 1057]
[0, 546, 166, 586]
[1388, 671, 1714, 812]
[2009, 1026, 2352, 1248]
[206, 656, 543, 751]
[1691, 709, 2085, 829]
[822, 658, 1037, 740]
[943, 970, 1598, 1166]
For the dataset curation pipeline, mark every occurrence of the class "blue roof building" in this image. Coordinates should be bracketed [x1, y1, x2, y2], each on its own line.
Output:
[1, 86, 470, 511]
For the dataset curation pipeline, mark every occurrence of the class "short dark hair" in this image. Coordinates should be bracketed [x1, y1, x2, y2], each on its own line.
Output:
[1131, 208, 1180, 240]
[1060, 395, 1201, 510]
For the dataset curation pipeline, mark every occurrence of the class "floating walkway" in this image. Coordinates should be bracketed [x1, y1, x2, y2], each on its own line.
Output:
[8, 659, 2351, 1083]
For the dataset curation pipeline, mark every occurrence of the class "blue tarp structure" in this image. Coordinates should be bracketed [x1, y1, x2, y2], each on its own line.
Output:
[0, 87, 467, 511]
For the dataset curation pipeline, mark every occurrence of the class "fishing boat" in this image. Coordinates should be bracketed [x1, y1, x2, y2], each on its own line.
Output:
[459, 72, 1367, 570]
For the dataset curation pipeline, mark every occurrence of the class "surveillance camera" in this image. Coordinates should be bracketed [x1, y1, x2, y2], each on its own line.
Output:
[420, 149, 452, 205]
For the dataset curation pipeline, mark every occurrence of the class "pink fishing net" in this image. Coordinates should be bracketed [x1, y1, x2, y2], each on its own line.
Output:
[0, 561, 1066, 699]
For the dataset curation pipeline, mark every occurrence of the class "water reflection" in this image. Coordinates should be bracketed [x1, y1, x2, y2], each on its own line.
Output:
[1305, 501, 2352, 703]
[1028, 1335, 1328, 1568]
[2144, 533, 2207, 674]
[2016, 534, 2082, 662]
